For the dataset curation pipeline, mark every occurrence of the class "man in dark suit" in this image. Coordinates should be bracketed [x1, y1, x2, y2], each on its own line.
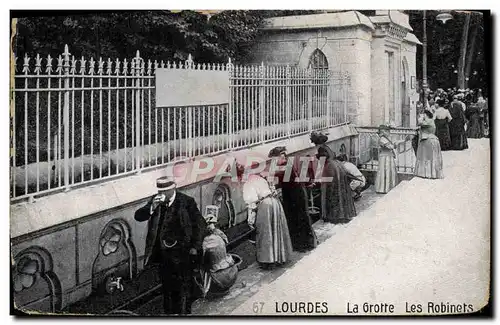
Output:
[134, 177, 207, 315]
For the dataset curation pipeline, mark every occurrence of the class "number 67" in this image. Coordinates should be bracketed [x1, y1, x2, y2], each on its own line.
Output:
[253, 302, 264, 314]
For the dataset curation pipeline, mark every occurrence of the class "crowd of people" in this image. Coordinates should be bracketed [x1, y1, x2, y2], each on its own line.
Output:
[409, 87, 488, 180]
[376, 87, 488, 185]
[417, 87, 489, 146]
[239, 131, 369, 271]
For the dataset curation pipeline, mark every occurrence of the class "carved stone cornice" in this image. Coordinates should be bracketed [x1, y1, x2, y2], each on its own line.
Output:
[373, 23, 409, 40]
[387, 24, 408, 39]
[370, 10, 411, 41]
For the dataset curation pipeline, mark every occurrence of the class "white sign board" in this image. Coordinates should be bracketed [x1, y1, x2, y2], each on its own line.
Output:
[155, 68, 230, 107]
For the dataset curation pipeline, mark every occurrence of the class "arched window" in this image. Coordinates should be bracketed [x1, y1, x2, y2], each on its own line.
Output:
[308, 49, 329, 70]
[308, 49, 329, 121]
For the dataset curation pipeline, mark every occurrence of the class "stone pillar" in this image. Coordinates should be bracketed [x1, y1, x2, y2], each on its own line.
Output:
[395, 49, 402, 126]
[337, 38, 372, 126]
[369, 10, 415, 127]
[401, 36, 420, 128]
[371, 36, 388, 126]
[353, 37, 372, 126]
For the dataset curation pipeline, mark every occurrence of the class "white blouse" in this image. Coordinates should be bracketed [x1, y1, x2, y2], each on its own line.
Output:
[434, 107, 453, 121]
[242, 174, 272, 209]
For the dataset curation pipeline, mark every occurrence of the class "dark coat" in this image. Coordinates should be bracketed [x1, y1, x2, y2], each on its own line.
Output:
[316, 143, 336, 161]
[274, 158, 318, 250]
[322, 159, 357, 223]
[448, 102, 468, 150]
[135, 192, 207, 267]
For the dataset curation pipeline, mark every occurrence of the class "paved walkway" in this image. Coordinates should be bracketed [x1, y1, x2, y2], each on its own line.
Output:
[231, 139, 490, 315]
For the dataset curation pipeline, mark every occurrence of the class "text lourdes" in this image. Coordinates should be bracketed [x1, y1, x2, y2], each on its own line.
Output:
[275, 302, 329, 314]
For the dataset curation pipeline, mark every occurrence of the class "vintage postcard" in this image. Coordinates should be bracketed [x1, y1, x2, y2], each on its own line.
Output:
[9, 9, 491, 316]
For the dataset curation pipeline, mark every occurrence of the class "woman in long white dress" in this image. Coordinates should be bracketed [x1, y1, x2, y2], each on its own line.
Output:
[414, 110, 444, 179]
[241, 167, 293, 269]
[375, 125, 398, 194]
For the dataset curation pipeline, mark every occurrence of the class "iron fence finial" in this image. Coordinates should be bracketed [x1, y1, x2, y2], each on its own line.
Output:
[80, 56, 87, 74]
[97, 57, 104, 75]
[115, 58, 121, 75]
[89, 57, 96, 75]
[34, 53, 42, 74]
[122, 58, 128, 75]
[186, 54, 194, 68]
[22, 54, 30, 74]
[45, 54, 53, 74]
[70, 56, 77, 74]
[106, 58, 113, 75]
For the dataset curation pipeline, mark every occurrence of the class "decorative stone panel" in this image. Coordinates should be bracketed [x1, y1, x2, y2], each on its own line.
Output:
[13, 246, 62, 313]
[91, 219, 137, 295]
[212, 183, 236, 231]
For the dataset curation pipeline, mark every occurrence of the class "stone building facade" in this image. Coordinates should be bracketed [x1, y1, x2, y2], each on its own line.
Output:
[249, 10, 422, 128]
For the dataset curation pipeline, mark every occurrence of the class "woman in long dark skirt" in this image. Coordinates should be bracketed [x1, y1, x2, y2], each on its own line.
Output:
[433, 99, 452, 151]
[465, 103, 483, 138]
[268, 146, 318, 252]
[449, 96, 468, 150]
[314, 146, 357, 224]
[309, 131, 356, 224]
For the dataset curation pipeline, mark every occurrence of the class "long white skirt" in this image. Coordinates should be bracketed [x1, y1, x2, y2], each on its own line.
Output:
[255, 197, 293, 264]
[375, 152, 398, 194]
[414, 137, 444, 179]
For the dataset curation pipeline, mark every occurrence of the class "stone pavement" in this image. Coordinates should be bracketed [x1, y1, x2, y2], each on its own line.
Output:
[231, 139, 490, 315]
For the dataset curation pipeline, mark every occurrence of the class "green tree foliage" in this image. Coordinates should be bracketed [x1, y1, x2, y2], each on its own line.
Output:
[13, 10, 316, 64]
[13, 10, 488, 92]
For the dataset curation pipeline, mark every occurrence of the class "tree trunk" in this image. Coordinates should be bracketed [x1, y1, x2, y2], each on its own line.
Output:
[96, 25, 101, 58]
[457, 13, 471, 89]
[464, 18, 479, 89]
